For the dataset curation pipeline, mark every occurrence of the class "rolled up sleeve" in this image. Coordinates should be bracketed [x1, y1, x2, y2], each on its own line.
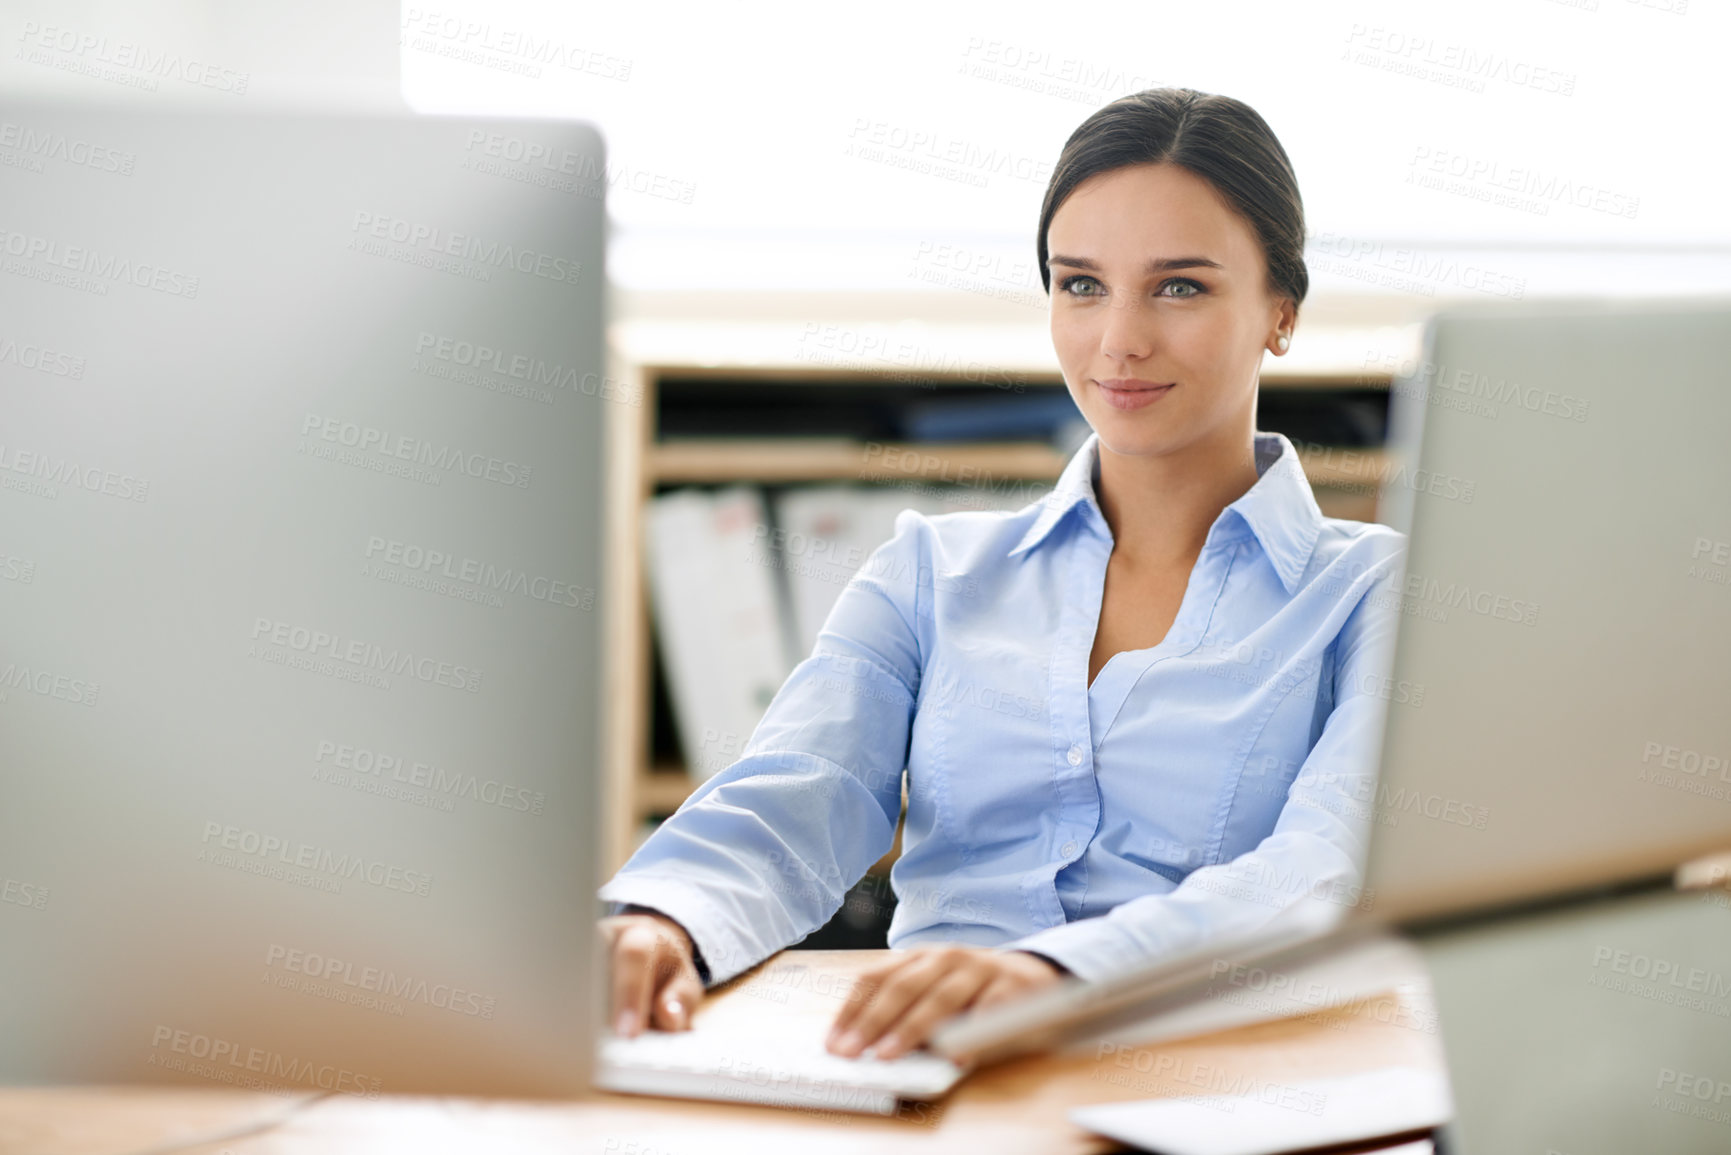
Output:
[599, 510, 929, 986]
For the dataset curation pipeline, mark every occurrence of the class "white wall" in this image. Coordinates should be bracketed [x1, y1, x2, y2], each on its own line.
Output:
[0, 0, 401, 108]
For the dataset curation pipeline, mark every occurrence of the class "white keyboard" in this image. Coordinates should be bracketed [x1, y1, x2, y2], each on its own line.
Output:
[595, 1027, 967, 1115]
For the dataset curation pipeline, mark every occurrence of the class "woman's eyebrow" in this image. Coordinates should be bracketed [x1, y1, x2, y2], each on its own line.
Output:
[1047, 254, 1225, 273]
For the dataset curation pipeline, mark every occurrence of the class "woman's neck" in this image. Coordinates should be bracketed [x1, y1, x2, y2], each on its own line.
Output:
[1093, 427, 1263, 568]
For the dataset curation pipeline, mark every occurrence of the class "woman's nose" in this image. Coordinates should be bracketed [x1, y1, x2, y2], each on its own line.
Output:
[1096, 296, 1156, 363]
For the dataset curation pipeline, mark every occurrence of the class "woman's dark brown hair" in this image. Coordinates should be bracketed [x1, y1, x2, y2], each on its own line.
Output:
[1037, 87, 1308, 310]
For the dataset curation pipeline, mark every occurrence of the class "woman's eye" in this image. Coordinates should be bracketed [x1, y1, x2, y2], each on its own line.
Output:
[1059, 275, 1202, 298]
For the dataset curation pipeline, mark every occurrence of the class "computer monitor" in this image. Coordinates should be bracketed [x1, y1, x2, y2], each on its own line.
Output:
[1366, 296, 1731, 921]
[1373, 297, 1731, 1154]
[0, 100, 609, 1097]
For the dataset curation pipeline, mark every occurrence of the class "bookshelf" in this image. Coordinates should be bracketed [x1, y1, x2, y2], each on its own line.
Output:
[597, 327, 1409, 878]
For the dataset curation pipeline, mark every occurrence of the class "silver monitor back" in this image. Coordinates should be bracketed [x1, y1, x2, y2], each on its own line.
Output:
[1366, 297, 1731, 922]
[1417, 881, 1731, 1155]
[0, 101, 608, 1097]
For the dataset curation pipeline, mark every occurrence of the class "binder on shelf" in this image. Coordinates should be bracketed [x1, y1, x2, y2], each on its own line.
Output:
[770, 483, 1031, 662]
[644, 486, 793, 783]
[771, 486, 915, 664]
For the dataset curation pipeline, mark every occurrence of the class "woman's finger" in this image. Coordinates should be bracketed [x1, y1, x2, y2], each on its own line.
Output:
[650, 961, 703, 1031]
[608, 923, 660, 1037]
[871, 965, 990, 1059]
[826, 957, 901, 1043]
[829, 952, 948, 1056]
[971, 972, 1027, 1010]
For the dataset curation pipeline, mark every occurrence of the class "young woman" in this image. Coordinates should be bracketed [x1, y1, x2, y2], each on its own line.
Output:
[598, 87, 1404, 1062]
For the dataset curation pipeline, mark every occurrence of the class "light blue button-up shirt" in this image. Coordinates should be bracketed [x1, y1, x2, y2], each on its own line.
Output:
[601, 430, 1406, 986]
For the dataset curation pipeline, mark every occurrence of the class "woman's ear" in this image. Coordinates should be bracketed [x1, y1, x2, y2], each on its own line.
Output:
[1269, 298, 1298, 355]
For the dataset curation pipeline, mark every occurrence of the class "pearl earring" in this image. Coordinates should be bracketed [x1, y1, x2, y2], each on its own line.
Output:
[1276, 334, 1289, 351]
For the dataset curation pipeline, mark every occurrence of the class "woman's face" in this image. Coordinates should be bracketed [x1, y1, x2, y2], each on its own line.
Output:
[1046, 162, 1293, 462]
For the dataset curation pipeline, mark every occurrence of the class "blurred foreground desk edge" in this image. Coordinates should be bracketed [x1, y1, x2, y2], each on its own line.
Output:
[0, 949, 1443, 1155]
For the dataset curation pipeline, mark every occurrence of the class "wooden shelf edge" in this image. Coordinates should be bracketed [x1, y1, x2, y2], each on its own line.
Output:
[638, 361, 1394, 392]
[640, 764, 698, 815]
[648, 437, 1395, 491]
[651, 438, 1067, 485]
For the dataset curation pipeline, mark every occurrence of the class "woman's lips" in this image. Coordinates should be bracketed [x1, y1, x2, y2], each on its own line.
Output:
[1095, 378, 1175, 411]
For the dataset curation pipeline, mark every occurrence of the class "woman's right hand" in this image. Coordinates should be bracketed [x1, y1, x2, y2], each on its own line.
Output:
[599, 908, 705, 1037]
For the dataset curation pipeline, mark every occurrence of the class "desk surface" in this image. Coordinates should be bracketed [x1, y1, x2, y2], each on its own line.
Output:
[1, 950, 1445, 1155]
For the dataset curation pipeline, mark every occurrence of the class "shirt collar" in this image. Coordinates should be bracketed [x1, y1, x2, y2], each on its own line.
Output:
[1008, 430, 1324, 595]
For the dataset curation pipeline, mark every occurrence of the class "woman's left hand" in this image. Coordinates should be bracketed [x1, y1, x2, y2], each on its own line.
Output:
[824, 946, 1070, 1061]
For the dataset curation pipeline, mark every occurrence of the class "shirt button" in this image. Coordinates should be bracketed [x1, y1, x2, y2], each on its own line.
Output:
[1067, 746, 1083, 766]
[1060, 841, 1079, 857]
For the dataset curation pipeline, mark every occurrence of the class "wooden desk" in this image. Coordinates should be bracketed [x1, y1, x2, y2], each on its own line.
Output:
[0, 950, 1446, 1154]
